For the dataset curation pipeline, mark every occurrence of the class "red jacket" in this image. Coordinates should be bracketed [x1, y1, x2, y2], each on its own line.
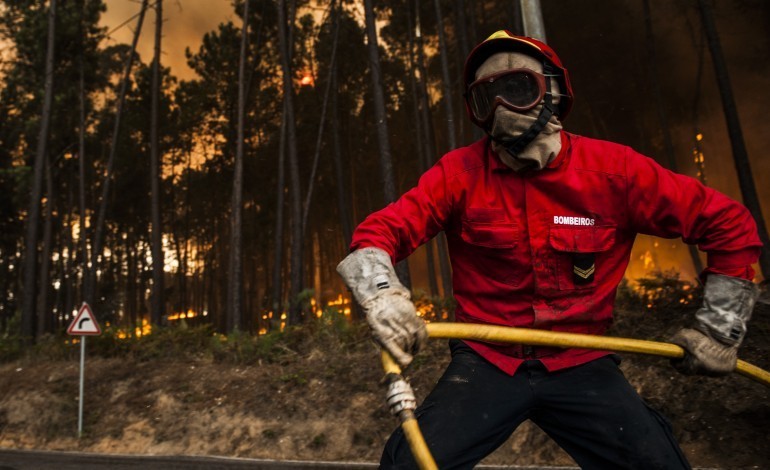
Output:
[351, 132, 761, 374]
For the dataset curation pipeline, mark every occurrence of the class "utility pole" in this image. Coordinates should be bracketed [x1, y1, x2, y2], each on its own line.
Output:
[520, 0, 546, 42]
[22, 0, 57, 340]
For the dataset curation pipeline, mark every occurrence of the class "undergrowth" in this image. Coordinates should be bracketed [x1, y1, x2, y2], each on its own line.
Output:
[612, 269, 702, 340]
[0, 306, 372, 364]
[1, 271, 704, 364]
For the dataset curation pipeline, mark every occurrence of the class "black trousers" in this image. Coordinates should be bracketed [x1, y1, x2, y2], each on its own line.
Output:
[381, 340, 691, 470]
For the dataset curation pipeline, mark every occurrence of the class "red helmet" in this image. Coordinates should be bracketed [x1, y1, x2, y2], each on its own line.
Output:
[464, 30, 574, 122]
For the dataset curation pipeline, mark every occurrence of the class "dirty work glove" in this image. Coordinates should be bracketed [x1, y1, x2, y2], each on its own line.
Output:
[670, 274, 759, 376]
[336, 247, 428, 368]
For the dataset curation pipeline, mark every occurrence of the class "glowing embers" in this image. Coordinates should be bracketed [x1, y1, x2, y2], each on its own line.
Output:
[299, 73, 314, 87]
[167, 309, 207, 321]
[113, 318, 153, 339]
[326, 294, 351, 317]
[693, 132, 708, 185]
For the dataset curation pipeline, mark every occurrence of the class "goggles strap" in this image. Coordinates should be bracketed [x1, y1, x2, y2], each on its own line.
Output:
[490, 62, 556, 159]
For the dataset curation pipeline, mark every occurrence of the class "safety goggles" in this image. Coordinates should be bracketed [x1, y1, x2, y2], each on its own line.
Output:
[467, 68, 558, 125]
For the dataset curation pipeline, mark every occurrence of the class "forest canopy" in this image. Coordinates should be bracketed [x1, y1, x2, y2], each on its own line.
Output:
[1, 0, 768, 340]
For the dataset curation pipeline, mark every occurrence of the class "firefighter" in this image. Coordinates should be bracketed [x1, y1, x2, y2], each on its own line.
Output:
[337, 30, 761, 469]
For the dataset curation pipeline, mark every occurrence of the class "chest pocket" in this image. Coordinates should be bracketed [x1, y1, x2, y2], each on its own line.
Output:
[459, 211, 520, 286]
[549, 225, 616, 290]
[461, 220, 518, 248]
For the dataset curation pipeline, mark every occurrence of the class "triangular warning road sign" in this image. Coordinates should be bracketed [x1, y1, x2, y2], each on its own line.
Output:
[67, 302, 102, 336]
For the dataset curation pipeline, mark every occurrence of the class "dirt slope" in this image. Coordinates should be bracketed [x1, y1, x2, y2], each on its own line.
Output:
[0, 301, 768, 468]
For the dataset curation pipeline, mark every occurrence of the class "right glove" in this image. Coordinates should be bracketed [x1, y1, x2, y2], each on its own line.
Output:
[670, 327, 738, 376]
[336, 247, 428, 368]
[670, 274, 759, 376]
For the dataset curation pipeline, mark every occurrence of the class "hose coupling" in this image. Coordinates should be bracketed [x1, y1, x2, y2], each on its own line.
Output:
[385, 374, 417, 416]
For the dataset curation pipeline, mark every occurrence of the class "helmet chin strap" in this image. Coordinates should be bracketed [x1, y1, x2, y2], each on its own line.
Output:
[488, 62, 556, 159]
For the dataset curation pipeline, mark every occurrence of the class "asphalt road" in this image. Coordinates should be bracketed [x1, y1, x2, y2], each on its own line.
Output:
[0, 449, 582, 470]
[0, 450, 374, 470]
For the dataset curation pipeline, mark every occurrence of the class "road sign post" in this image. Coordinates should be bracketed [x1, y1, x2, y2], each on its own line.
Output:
[67, 302, 101, 437]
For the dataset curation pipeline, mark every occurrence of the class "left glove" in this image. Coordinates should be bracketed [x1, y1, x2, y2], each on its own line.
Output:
[336, 247, 428, 368]
[670, 274, 759, 376]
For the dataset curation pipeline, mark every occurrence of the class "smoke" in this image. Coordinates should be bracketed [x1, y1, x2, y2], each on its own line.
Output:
[544, 0, 770, 281]
[101, 0, 770, 285]
[101, 0, 235, 81]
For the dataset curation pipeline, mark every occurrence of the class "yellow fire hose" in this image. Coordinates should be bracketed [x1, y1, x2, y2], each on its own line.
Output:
[380, 323, 770, 470]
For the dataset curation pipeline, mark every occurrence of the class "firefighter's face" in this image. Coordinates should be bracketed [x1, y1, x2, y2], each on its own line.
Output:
[474, 52, 561, 131]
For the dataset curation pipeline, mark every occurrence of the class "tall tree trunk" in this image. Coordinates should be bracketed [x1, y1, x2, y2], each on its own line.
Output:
[331, 66, 352, 248]
[227, 0, 250, 332]
[269, 1, 293, 330]
[312, 231, 322, 314]
[216, 228, 227, 331]
[149, 0, 165, 325]
[172, 231, 183, 314]
[269, 1, 295, 325]
[415, 3, 452, 297]
[329, 21, 356, 320]
[22, 0, 57, 340]
[433, 0, 457, 152]
[301, 0, 339, 236]
[138, 235, 148, 333]
[126, 231, 137, 332]
[36, 156, 55, 337]
[271, 106, 287, 325]
[642, 0, 703, 275]
[63, 166, 76, 327]
[277, 0, 304, 324]
[180, 151, 192, 316]
[697, 0, 770, 278]
[466, 0, 478, 48]
[508, 0, 524, 35]
[476, 1, 488, 42]
[78, 17, 89, 304]
[407, 1, 438, 297]
[691, 30, 708, 187]
[453, 0, 472, 143]
[432, 0, 459, 301]
[86, 0, 148, 305]
[464, 4, 484, 142]
[362, 0, 395, 196]
[363, 0, 411, 287]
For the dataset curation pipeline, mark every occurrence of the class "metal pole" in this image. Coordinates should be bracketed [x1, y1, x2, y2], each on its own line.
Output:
[520, 0, 547, 42]
[78, 337, 85, 437]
